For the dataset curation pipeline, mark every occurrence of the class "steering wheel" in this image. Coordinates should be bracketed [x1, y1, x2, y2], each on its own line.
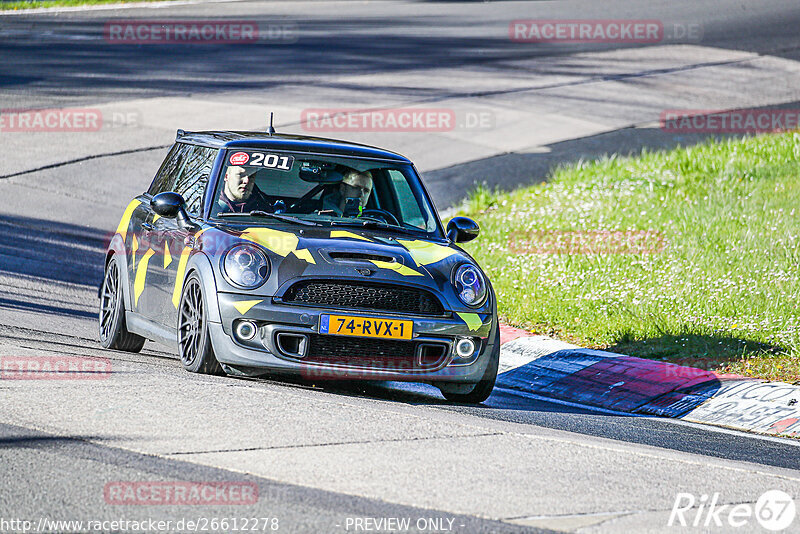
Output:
[360, 208, 400, 226]
[288, 184, 326, 211]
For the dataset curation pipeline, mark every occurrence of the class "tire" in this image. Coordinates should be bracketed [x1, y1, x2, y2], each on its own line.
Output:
[439, 322, 500, 404]
[177, 273, 224, 375]
[99, 256, 146, 352]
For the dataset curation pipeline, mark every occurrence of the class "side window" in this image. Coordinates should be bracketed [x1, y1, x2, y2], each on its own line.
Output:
[388, 170, 425, 228]
[173, 146, 217, 216]
[147, 143, 190, 196]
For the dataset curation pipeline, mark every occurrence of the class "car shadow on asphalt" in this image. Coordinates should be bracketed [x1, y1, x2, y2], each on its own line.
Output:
[238, 370, 631, 411]
[231, 371, 454, 405]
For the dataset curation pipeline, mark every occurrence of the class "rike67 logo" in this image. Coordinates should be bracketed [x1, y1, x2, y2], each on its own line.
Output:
[669, 490, 796, 531]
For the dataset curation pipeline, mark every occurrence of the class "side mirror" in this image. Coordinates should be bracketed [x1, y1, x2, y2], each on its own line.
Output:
[151, 192, 184, 218]
[446, 216, 480, 243]
[151, 192, 198, 231]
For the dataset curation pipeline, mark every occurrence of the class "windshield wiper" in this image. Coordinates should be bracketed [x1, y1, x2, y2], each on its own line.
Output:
[330, 219, 418, 236]
[218, 210, 320, 226]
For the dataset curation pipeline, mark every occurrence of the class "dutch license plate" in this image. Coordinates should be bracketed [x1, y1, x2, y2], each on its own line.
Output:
[319, 314, 413, 340]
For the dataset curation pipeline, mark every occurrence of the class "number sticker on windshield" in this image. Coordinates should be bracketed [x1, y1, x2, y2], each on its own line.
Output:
[231, 152, 294, 171]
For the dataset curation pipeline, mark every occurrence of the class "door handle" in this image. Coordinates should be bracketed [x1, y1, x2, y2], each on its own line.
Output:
[142, 222, 155, 232]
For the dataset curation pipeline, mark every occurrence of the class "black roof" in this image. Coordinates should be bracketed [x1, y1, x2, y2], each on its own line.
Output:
[177, 131, 411, 163]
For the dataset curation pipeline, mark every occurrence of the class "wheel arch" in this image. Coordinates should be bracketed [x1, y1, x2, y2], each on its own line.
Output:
[104, 234, 133, 311]
[182, 251, 222, 323]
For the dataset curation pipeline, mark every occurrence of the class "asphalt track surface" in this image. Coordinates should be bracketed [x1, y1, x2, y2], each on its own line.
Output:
[2, 1, 800, 533]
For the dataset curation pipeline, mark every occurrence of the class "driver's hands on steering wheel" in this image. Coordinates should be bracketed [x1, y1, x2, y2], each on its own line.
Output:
[359, 208, 400, 226]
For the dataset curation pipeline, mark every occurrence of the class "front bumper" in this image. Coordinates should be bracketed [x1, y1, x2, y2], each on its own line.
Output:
[209, 292, 498, 382]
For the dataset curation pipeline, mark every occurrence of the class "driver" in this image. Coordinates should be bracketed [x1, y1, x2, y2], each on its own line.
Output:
[217, 166, 271, 213]
[321, 170, 373, 216]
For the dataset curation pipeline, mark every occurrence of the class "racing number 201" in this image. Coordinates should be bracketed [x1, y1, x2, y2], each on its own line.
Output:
[249, 153, 293, 170]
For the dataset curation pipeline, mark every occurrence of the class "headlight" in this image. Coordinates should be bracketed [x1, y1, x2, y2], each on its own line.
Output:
[453, 264, 487, 307]
[222, 244, 269, 289]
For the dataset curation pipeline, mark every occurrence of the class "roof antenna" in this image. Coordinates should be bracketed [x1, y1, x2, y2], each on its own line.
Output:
[268, 112, 275, 136]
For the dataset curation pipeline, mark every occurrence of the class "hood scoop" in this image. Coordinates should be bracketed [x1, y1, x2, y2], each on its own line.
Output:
[327, 251, 398, 264]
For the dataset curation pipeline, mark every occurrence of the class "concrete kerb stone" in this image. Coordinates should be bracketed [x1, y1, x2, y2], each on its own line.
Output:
[497, 326, 800, 438]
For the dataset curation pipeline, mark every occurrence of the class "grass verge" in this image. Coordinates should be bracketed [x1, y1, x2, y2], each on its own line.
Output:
[459, 132, 800, 383]
[1, 0, 166, 10]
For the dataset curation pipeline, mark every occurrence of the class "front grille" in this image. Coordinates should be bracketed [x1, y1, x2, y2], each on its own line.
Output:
[304, 334, 447, 370]
[281, 280, 445, 316]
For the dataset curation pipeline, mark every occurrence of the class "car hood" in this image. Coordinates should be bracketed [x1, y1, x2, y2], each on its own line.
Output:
[197, 224, 487, 311]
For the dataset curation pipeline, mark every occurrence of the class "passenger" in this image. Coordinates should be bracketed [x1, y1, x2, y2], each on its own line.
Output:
[321, 170, 373, 216]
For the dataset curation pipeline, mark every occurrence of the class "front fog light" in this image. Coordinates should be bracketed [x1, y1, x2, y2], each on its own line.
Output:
[455, 337, 477, 359]
[235, 320, 257, 341]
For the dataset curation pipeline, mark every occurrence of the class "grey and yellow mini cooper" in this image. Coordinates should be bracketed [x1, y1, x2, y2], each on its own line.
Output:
[99, 130, 499, 402]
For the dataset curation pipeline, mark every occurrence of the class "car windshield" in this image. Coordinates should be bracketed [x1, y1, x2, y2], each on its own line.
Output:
[210, 149, 440, 235]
